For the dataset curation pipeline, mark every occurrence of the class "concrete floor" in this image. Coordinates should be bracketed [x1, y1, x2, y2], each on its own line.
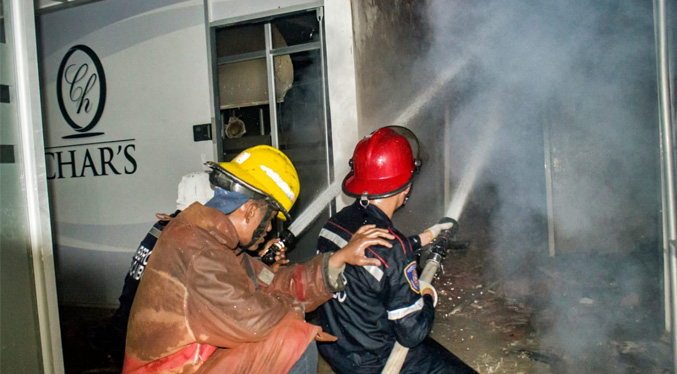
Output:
[424, 219, 672, 374]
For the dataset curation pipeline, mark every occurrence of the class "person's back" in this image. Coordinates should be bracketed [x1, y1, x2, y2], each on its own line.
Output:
[115, 171, 213, 338]
[317, 200, 431, 372]
[88, 171, 213, 365]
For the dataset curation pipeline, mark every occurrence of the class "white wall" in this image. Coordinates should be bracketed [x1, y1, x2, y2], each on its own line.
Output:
[38, 0, 361, 306]
[38, 0, 214, 306]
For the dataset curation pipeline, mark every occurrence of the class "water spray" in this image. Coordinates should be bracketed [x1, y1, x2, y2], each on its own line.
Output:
[444, 103, 503, 220]
[388, 23, 504, 132]
[389, 59, 470, 129]
[260, 179, 343, 265]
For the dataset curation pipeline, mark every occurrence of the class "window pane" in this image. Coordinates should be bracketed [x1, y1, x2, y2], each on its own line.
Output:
[276, 49, 329, 237]
[272, 11, 320, 49]
[215, 23, 264, 57]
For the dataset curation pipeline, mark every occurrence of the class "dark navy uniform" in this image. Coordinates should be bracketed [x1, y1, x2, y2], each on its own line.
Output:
[317, 201, 477, 374]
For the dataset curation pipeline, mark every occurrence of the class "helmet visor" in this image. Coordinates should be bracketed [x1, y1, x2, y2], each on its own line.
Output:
[206, 161, 291, 221]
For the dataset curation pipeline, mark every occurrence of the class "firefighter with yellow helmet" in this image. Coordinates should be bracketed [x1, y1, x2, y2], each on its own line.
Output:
[124, 145, 395, 374]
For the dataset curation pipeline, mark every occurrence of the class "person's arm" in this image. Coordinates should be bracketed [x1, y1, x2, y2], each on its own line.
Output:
[413, 217, 458, 247]
[328, 224, 391, 268]
[185, 248, 298, 348]
[383, 246, 436, 348]
[260, 225, 394, 313]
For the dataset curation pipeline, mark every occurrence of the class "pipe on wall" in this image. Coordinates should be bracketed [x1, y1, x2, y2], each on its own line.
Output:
[653, 0, 676, 369]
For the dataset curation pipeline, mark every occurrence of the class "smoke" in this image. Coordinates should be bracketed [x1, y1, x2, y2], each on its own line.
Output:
[415, 0, 660, 370]
[423, 1, 658, 253]
[289, 179, 342, 236]
[444, 98, 502, 219]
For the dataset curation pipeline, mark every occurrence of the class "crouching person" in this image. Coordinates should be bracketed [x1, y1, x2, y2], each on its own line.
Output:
[122, 145, 393, 374]
[317, 128, 478, 373]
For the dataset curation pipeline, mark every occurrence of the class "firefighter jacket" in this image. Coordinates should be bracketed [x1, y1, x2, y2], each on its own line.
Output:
[123, 202, 340, 374]
[317, 200, 436, 373]
[111, 211, 178, 346]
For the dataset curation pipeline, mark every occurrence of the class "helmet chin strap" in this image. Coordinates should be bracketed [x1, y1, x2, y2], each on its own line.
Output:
[240, 203, 274, 251]
[402, 193, 411, 207]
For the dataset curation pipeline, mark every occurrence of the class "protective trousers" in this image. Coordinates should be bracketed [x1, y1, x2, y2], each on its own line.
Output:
[322, 337, 478, 374]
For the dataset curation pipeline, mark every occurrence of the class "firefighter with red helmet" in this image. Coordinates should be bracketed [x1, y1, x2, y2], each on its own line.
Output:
[316, 127, 478, 373]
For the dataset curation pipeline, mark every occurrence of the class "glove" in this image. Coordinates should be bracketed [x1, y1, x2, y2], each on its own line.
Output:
[425, 217, 456, 240]
[419, 280, 438, 307]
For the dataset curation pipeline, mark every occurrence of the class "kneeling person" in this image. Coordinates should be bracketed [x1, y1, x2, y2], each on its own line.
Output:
[123, 145, 393, 374]
[317, 128, 478, 374]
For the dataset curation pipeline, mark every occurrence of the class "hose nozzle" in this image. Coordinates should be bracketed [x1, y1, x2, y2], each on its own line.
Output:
[418, 218, 463, 269]
[261, 229, 297, 266]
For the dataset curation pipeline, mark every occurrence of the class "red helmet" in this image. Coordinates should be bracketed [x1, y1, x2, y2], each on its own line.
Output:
[343, 126, 421, 199]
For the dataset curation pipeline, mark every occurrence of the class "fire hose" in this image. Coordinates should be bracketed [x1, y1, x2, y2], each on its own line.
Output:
[382, 218, 459, 374]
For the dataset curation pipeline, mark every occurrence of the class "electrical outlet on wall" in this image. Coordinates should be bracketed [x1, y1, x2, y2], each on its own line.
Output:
[193, 124, 212, 142]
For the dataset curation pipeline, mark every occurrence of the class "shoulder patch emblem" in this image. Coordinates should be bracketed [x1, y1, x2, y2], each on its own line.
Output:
[404, 261, 420, 293]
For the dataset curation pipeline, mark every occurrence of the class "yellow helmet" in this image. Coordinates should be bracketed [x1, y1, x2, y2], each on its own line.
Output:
[206, 145, 300, 221]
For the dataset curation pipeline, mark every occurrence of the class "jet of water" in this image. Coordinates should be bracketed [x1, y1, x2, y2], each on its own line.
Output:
[288, 179, 343, 236]
[389, 58, 470, 129]
[445, 105, 502, 219]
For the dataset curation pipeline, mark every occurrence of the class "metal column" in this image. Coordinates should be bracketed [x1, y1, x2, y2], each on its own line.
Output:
[264, 22, 279, 149]
[318, 7, 334, 192]
[653, 0, 676, 368]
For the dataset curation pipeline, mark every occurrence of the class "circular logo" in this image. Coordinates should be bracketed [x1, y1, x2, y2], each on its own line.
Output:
[57, 45, 107, 139]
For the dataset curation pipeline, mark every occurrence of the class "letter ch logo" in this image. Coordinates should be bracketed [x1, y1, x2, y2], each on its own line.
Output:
[57, 45, 107, 139]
